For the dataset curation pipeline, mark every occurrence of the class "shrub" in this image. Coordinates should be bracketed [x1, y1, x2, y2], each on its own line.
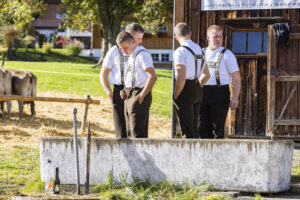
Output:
[42, 42, 53, 54]
[4, 26, 18, 48]
[23, 35, 36, 49]
[66, 39, 83, 57]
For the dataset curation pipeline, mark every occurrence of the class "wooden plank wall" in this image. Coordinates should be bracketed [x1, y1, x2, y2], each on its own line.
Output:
[178, 0, 300, 136]
[274, 24, 300, 136]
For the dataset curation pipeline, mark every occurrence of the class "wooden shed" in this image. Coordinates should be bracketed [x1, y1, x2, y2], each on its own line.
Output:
[173, 0, 300, 138]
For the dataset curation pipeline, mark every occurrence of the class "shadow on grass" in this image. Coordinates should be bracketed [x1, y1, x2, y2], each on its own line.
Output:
[7, 49, 97, 64]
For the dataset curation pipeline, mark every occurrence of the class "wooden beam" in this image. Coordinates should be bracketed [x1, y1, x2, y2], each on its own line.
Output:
[0, 95, 100, 105]
[290, 33, 300, 40]
[275, 75, 300, 82]
[274, 119, 300, 126]
[274, 83, 297, 129]
[266, 25, 276, 132]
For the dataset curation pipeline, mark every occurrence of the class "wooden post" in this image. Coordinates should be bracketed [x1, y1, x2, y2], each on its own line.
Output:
[266, 25, 277, 137]
[81, 95, 91, 132]
[84, 122, 91, 194]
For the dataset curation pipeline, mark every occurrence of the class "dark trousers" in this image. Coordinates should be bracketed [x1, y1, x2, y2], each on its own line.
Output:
[112, 85, 127, 138]
[174, 80, 202, 138]
[124, 88, 152, 138]
[199, 85, 230, 139]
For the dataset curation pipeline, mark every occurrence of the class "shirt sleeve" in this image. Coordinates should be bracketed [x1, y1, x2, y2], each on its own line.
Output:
[173, 49, 186, 67]
[138, 52, 154, 70]
[224, 50, 239, 74]
[102, 47, 116, 69]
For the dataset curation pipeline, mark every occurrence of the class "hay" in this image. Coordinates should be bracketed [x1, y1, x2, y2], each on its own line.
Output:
[0, 92, 171, 148]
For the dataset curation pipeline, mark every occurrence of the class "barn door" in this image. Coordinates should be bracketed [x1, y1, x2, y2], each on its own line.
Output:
[267, 24, 300, 138]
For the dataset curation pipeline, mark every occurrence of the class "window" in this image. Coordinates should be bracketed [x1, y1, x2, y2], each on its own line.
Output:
[56, 13, 61, 19]
[232, 31, 268, 53]
[151, 54, 159, 61]
[161, 54, 169, 62]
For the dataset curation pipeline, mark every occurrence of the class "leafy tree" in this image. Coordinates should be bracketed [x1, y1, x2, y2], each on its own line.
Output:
[134, 0, 173, 35]
[0, 0, 46, 29]
[61, 0, 172, 67]
[0, 0, 46, 60]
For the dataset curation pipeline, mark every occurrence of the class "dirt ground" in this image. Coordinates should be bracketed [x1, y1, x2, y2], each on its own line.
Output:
[0, 92, 171, 149]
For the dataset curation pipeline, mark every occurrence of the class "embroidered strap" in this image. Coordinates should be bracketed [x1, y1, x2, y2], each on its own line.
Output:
[181, 46, 205, 80]
[127, 49, 147, 87]
[204, 48, 227, 86]
[117, 45, 127, 85]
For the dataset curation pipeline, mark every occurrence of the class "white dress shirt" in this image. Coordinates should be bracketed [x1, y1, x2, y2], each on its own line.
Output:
[102, 45, 128, 85]
[204, 47, 239, 86]
[173, 39, 206, 80]
[125, 45, 154, 88]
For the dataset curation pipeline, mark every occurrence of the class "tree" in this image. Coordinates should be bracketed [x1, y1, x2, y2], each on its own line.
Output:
[134, 0, 173, 35]
[61, 0, 172, 67]
[0, 0, 46, 29]
[0, 0, 46, 60]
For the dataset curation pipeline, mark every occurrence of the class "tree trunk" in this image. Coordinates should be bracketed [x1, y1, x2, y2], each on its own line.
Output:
[91, 12, 123, 68]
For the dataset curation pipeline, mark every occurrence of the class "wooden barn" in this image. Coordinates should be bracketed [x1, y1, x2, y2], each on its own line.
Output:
[173, 0, 300, 138]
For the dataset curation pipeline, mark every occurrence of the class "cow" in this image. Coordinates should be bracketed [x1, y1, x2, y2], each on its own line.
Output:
[10, 70, 37, 120]
[0, 69, 12, 119]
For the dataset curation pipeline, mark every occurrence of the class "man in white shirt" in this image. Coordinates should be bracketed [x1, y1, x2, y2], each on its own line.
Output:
[117, 31, 157, 138]
[173, 22, 210, 138]
[199, 25, 241, 139]
[100, 23, 144, 138]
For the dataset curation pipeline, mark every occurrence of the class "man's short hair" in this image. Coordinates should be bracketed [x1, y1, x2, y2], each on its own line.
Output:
[175, 22, 190, 37]
[116, 31, 134, 44]
[207, 25, 222, 35]
[125, 23, 144, 34]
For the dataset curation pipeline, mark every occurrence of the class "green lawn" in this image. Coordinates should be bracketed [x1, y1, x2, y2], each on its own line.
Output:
[5, 60, 172, 118]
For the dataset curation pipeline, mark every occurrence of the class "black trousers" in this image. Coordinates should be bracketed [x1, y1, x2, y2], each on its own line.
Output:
[124, 88, 152, 138]
[112, 85, 127, 138]
[199, 85, 230, 139]
[174, 80, 202, 138]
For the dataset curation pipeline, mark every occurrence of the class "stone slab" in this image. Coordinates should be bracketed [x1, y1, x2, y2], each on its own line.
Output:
[39, 137, 294, 192]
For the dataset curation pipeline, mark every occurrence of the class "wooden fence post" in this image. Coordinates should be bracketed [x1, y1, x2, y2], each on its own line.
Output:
[81, 95, 91, 132]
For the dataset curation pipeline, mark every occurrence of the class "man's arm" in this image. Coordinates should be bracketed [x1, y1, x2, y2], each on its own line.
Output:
[99, 66, 113, 101]
[230, 71, 241, 110]
[199, 64, 210, 87]
[174, 64, 186, 100]
[138, 67, 157, 104]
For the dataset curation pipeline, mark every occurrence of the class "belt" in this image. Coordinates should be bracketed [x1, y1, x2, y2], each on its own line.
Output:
[125, 87, 143, 91]
[113, 84, 124, 89]
[204, 84, 229, 88]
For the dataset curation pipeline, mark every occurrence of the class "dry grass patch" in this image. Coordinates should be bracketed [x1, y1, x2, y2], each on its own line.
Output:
[0, 92, 171, 148]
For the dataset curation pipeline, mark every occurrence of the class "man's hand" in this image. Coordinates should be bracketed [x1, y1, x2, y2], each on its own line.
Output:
[120, 89, 127, 99]
[230, 98, 238, 110]
[138, 95, 144, 104]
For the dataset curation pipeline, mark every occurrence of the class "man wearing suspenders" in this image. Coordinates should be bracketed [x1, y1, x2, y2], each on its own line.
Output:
[199, 25, 241, 139]
[117, 31, 157, 138]
[173, 22, 211, 138]
[100, 23, 144, 138]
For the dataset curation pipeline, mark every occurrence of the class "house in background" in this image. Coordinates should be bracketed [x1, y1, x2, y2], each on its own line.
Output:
[31, 0, 173, 64]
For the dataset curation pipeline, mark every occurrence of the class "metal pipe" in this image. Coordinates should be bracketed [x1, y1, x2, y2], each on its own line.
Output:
[73, 108, 81, 195]
[84, 122, 91, 194]
[171, 0, 177, 138]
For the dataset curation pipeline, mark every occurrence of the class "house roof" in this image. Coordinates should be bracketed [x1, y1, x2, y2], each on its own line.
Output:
[32, 19, 62, 28]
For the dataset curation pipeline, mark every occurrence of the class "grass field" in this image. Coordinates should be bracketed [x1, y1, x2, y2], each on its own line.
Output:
[5, 60, 172, 118]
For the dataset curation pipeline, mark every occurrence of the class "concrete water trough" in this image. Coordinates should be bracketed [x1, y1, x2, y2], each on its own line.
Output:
[39, 137, 294, 193]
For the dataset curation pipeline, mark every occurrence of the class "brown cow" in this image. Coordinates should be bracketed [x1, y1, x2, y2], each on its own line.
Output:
[10, 70, 37, 120]
[0, 69, 12, 119]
